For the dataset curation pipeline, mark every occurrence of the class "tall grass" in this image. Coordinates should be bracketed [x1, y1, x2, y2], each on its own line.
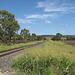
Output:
[13, 41, 75, 75]
[0, 41, 43, 52]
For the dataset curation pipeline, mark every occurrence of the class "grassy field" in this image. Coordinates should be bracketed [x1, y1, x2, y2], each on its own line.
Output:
[0, 41, 43, 52]
[13, 41, 75, 75]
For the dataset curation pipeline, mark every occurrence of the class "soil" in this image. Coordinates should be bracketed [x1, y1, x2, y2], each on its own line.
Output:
[63, 41, 75, 46]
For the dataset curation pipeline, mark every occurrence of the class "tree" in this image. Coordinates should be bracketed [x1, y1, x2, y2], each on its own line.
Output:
[43, 37, 47, 40]
[56, 33, 62, 37]
[51, 33, 62, 41]
[37, 36, 43, 41]
[13, 34, 22, 43]
[27, 33, 31, 41]
[66, 37, 75, 40]
[32, 33, 36, 40]
[0, 10, 20, 43]
[20, 28, 30, 41]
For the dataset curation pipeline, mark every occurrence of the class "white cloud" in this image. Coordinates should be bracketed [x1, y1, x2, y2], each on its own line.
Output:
[70, 26, 74, 29]
[26, 26, 31, 29]
[16, 18, 32, 24]
[36, 0, 75, 13]
[60, 24, 75, 29]
[46, 20, 52, 23]
[26, 13, 57, 19]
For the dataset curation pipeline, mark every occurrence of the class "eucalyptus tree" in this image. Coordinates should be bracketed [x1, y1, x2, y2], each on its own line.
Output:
[20, 28, 30, 41]
[0, 10, 20, 43]
[56, 33, 62, 40]
[32, 33, 36, 40]
[37, 35, 43, 41]
[51, 33, 62, 41]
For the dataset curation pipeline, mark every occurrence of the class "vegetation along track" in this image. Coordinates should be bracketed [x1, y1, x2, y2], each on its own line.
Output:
[0, 42, 45, 58]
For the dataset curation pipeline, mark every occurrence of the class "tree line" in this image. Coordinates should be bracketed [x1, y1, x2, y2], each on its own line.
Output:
[0, 10, 46, 44]
[66, 37, 75, 40]
[0, 10, 74, 44]
[51, 33, 62, 41]
[51, 33, 75, 41]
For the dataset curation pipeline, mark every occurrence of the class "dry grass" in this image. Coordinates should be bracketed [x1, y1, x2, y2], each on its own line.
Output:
[13, 41, 75, 75]
[25, 41, 75, 62]
[0, 41, 43, 52]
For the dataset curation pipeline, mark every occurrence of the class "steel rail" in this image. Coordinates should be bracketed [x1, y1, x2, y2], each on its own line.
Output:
[0, 42, 45, 58]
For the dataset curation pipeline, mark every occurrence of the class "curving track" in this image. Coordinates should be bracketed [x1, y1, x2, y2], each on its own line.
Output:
[0, 42, 45, 58]
[0, 41, 46, 75]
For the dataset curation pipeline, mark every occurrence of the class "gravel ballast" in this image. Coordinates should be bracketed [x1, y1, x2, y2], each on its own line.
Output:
[0, 43, 44, 75]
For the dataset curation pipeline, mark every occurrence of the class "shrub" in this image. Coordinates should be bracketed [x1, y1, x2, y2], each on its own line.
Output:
[13, 56, 75, 75]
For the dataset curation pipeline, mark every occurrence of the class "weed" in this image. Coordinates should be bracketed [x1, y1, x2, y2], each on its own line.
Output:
[12, 41, 75, 75]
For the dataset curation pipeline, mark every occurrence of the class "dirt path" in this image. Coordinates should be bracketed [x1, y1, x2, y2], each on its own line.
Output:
[63, 41, 75, 46]
[0, 43, 45, 75]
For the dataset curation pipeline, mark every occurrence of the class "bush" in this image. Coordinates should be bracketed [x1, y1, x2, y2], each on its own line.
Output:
[13, 56, 75, 75]
[12, 41, 75, 75]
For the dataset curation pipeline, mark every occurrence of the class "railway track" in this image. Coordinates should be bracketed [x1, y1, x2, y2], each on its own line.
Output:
[0, 42, 45, 58]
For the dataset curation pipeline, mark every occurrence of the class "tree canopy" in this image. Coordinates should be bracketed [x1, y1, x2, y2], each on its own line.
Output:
[0, 10, 20, 43]
[0, 10, 46, 43]
[20, 28, 30, 41]
[51, 33, 62, 41]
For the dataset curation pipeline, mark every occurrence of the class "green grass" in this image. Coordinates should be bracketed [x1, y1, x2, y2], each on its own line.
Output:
[0, 41, 43, 52]
[12, 41, 75, 75]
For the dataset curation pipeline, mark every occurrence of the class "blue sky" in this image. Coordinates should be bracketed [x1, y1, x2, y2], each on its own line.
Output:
[0, 0, 75, 35]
